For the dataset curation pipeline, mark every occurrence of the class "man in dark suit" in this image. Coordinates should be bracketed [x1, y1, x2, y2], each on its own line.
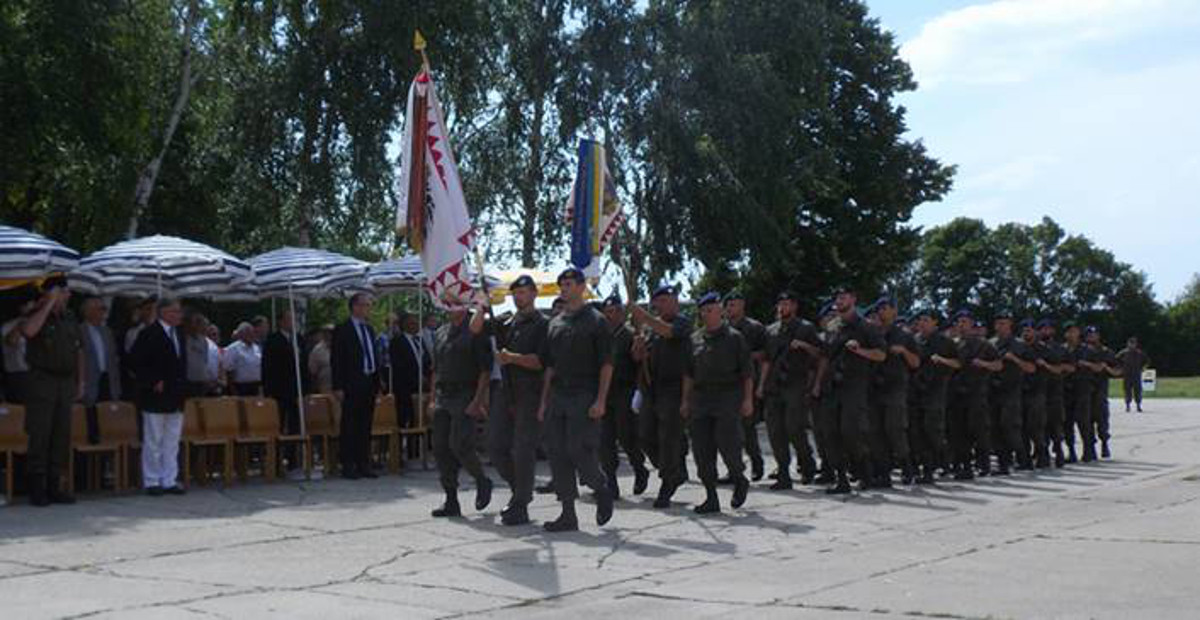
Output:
[130, 298, 188, 496]
[390, 312, 429, 455]
[332, 293, 379, 479]
[263, 309, 305, 474]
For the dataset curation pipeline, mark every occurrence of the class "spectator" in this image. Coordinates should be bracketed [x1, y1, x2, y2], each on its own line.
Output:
[307, 325, 334, 394]
[2, 298, 35, 404]
[79, 296, 121, 444]
[184, 314, 220, 397]
[130, 298, 188, 496]
[224, 322, 262, 396]
[263, 310, 305, 475]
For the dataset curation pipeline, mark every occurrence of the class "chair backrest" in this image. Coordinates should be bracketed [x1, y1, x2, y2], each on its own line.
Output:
[71, 404, 89, 445]
[241, 397, 280, 438]
[200, 397, 242, 439]
[373, 394, 397, 431]
[303, 395, 334, 435]
[98, 401, 139, 444]
[183, 399, 205, 438]
[410, 392, 430, 428]
[0, 403, 27, 450]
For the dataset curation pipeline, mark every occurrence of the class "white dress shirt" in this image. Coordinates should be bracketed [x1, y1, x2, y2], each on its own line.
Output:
[223, 340, 262, 383]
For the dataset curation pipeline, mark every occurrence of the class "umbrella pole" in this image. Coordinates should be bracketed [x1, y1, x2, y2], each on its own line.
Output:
[387, 294, 394, 395]
[287, 285, 308, 478]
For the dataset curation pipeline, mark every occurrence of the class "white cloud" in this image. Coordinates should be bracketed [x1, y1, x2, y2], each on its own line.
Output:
[902, 0, 1185, 87]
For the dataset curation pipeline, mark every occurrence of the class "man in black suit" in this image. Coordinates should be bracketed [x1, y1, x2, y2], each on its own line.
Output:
[263, 309, 305, 474]
[332, 293, 379, 479]
[390, 312, 429, 455]
[130, 298, 189, 496]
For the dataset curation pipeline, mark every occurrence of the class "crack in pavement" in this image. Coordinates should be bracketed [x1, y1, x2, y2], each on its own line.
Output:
[620, 590, 994, 619]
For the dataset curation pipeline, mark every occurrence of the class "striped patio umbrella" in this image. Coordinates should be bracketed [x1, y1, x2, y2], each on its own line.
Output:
[70, 235, 252, 298]
[247, 247, 369, 298]
[0, 225, 80, 289]
[367, 255, 499, 294]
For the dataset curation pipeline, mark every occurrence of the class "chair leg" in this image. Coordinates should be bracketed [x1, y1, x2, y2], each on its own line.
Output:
[267, 441, 277, 481]
[5, 452, 12, 504]
[388, 433, 400, 474]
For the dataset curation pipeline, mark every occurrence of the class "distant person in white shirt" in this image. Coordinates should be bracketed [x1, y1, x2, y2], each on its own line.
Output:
[224, 322, 262, 396]
[2, 298, 36, 404]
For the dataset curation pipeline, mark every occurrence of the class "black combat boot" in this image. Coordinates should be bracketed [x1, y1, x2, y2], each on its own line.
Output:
[750, 456, 765, 482]
[544, 501, 579, 532]
[825, 469, 852, 495]
[731, 475, 750, 509]
[501, 502, 530, 526]
[28, 475, 50, 507]
[596, 485, 615, 526]
[694, 484, 720, 514]
[1101, 440, 1111, 459]
[632, 465, 650, 495]
[475, 476, 493, 511]
[432, 489, 462, 518]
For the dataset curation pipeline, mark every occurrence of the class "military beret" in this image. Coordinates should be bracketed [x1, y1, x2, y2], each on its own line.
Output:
[952, 309, 974, 322]
[511, 274, 537, 291]
[873, 295, 896, 310]
[1063, 321, 1079, 331]
[697, 292, 722, 308]
[722, 290, 744, 303]
[1018, 318, 1036, 330]
[652, 284, 678, 299]
[777, 290, 799, 303]
[1036, 318, 1055, 329]
[994, 310, 1014, 320]
[557, 267, 586, 284]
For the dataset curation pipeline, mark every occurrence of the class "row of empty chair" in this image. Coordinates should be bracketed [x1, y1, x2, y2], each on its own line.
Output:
[0, 394, 430, 502]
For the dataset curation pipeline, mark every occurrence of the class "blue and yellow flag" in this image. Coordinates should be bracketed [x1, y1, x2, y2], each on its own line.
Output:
[567, 139, 623, 272]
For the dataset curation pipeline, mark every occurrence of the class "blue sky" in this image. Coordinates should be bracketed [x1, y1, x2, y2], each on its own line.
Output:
[867, 0, 1200, 301]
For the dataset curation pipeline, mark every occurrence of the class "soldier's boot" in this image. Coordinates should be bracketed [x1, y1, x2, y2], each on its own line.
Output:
[1101, 440, 1111, 459]
[1052, 441, 1065, 468]
[1034, 445, 1051, 469]
[768, 470, 794, 491]
[652, 480, 677, 509]
[544, 500, 579, 533]
[605, 470, 621, 500]
[825, 469, 852, 495]
[1082, 442, 1097, 463]
[475, 477, 493, 511]
[917, 463, 936, 485]
[814, 466, 836, 485]
[900, 463, 917, 485]
[694, 484, 720, 515]
[1016, 448, 1034, 471]
[432, 489, 462, 518]
[731, 475, 750, 509]
[750, 455, 765, 482]
[501, 502, 530, 526]
[46, 476, 75, 505]
[976, 454, 992, 477]
[28, 475, 50, 507]
[632, 465, 650, 496]
[954, 460, 975, 481]
[995, 453, 1012, 476]
[596, 486, 615, 526]
[873, 460, 893, 488]
[857, 459, 874, 491]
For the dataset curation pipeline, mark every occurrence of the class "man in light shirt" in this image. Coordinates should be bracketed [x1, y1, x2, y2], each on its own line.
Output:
[224, 322, 262, 396]
[185, 314, 220, 396]
[80, 296, 121, 444]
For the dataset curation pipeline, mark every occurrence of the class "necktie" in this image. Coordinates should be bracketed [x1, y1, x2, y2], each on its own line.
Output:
[358, 323, 375, 374]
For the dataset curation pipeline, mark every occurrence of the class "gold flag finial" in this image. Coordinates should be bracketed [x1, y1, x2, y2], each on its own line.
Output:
[414, 29, 427, 51]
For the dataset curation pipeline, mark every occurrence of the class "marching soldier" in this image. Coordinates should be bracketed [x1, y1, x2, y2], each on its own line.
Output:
[538, 268, 615, 532]
[723, 291, 767, 481]
[630, 285, 691, 509]
[820, 287, 885, 494]
[912, 309, 961, 484]
[989, 312, 1036, 474]
[867, 297, 920, 487]
[682, 293, 753, 514]
[1063, 322, 1096, 462]
[759, 291, 822, 490]
[1086, 327, 1120, 459]
[949, 312, 1000, 479]
[599, 295, 650, 498]
[480, 275, 547, 526]
[1019, 319, 1050, 469]
[1038, 319, 1070, 467]
[1116, 337, 1149, 413]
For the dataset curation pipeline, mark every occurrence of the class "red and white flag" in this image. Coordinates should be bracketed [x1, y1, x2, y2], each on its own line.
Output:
[396, 70, 477, 307]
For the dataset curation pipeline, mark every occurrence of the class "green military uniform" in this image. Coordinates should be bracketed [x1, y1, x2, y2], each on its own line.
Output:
[951, 330, 997, 476]
[639, 314, 690, 493]
[990, 333, 1032, 471]
[871, 321, 917, 481]
[1041, 334, 1068, 466]
[1116, 345, 1148, 411]
[542, 304, 613, 505]
[487, 308, 547, 512]
[24, 310, 82, 495]
[730, 314, 767, 479]
[913, 327, 957, 479]
[433, 314, 493, 499]
[1070, 341, 1100, 462]
[1092, 343, 1117, 457]
[827, 312, 885, 487]
[685, 322, 752, 489]
[1020, 333, 1048, 468]
[763, 316, 821, 483]
[600, 313, 647, 494]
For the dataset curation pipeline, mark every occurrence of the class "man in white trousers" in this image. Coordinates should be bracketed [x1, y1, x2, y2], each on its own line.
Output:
[130, 298, 189, 496]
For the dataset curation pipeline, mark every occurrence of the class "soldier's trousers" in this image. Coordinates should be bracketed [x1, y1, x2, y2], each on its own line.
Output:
[1093, 385, 1111, 442]
[433, 392, 487, 492]
[765, 387, 816, 477]
[741, 399, 764, 466]
[690, 390, 746, 486]
[639, 384, 685, 485]
[1123, 376, 1143, 406]
[1072, 385, 1096, 454]
[601, 384, 645, 477]
[913, 388, 948, 468]
[949, 393, 989, 466]
[1045, 390, 1065, 447]
[488, 380, 542, 507]
[546, 389, 608, 502]
[24, 371, 73, 479]
[870, 388, 910, 468]
[991, 390, 1024, 465]
[1022, 391, 1048, 463]
[815, 389, 838, 472]
[826, 382, 869, 472]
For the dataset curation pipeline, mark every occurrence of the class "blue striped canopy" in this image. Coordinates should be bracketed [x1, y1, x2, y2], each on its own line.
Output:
[0, 225, 80, 281]
[366, 255, 499, 294]
[71, 235, 252, 298]
[249, 247, 369, 298]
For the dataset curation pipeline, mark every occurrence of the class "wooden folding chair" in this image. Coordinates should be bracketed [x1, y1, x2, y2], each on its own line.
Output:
[186, 397, 237, 486]
[398, 392, 432, 470]
[98, 401, 140, 491]
[69, 404, 122, 494]
[0, 404, 27, 504]
[301, 395, 336, 477]
[370, 394, 400, 474]
[237, 397, 278, 482]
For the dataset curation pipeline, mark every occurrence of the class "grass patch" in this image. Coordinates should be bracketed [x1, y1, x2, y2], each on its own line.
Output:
[1108, 376, 1200, 399]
